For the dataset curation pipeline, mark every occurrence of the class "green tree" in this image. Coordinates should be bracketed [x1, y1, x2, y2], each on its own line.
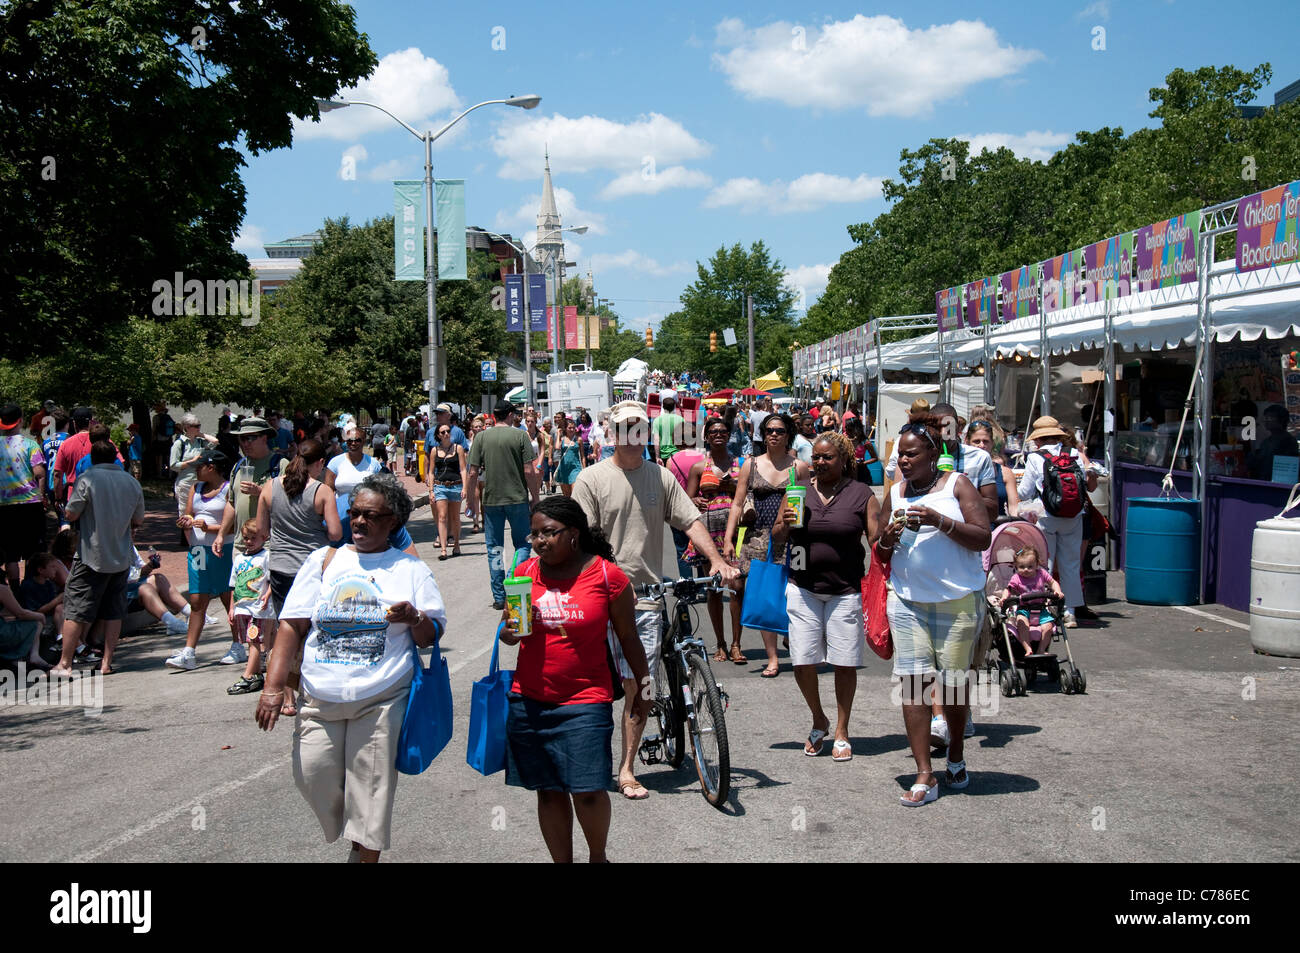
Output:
[655, 241, 797, 387]
[0, 0, 377, 352]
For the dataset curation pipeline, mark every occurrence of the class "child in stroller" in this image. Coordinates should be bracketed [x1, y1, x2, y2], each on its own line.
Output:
[997, 544, 1064, 657]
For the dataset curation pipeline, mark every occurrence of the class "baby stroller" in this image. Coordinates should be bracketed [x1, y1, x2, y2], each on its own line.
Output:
[981, 520, 1087, 696]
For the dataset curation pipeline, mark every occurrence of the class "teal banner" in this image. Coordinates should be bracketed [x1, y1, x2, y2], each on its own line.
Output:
[393, 180, 425, 281]
[436, 178, 467, 280]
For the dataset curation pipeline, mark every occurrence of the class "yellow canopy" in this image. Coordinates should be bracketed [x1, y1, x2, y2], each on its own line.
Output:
[752, 370, 787, 391]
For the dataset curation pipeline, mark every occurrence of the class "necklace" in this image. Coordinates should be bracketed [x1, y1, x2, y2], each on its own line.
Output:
[908, 470, 940, 495]
[814, 475, 850, 507]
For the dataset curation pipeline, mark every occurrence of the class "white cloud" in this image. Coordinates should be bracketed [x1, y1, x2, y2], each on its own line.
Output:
[600, 165, 713, 199]
[491, 112, 711, 180]
[1076, 1, 1111, 21]
[233, 224, 267, 256]
[363, 158, 412, 182]
[785, 264, 832, 310]
[494, 186, 608, 237]
[296, 47, 461, 142]
[589, 250, 691, 277]
[712, 15, 1042, 117]
[703, 172, 882, 213]
[959, 130, 1073, 162]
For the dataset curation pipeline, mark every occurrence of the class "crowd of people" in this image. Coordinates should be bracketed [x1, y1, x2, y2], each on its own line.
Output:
[1, 385, 1109, 861]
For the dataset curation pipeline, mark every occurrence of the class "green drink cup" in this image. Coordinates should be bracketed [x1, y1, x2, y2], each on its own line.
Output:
[785, 484, 807, 526]
[504, 576, 533, 638]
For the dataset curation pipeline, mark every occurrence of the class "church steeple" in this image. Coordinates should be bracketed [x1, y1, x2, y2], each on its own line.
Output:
[536, 148, 562, 249]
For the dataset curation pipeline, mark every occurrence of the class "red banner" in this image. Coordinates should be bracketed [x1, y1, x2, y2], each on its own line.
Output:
[546, 306, 580, 350]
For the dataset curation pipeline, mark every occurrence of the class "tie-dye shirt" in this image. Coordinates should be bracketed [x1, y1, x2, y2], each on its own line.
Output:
[1, 434, 45, 505]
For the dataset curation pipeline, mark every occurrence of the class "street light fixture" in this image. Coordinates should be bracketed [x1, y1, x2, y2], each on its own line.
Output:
[314, 93, 542, 412]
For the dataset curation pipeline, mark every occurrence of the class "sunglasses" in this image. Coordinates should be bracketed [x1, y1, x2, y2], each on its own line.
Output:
[764, 428, 787, 437]
[898, 423, 938, 449]
[348, 507, 393, 521]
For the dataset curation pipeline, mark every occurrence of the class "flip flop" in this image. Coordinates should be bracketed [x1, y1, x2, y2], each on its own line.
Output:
[900, 781, 939, 807]
[730, 645, 746, 664]
[943, 759, 969, 789]
[832, 739, 852, 762]
[619, 781, 649, 800]
[760, 666, 780, 678]
[713, 647, 728, 663]
[438, 554, 448, 561]
[804, 726, 830, 756]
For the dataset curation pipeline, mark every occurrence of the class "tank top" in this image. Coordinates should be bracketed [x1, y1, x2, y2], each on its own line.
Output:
[268, 477, 329, 574]
[189, 481, 230, 547]
[433, 446, 461, 482]
[887, 473, 984, 603]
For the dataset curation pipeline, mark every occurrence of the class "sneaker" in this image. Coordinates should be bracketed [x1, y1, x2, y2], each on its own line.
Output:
[163, 613, 189, 636]
[227, 673, 264, 695]
[220, 641, 248, 665]
[1063, 610, 1078, 629]
[165, 648, 197, 671]
[204, 613, 219, 626]
[491, 600, 505, 611]
[964, 709, 976, 738]
[929, 715, 950, 749]
[1074, 605, 1101, 622]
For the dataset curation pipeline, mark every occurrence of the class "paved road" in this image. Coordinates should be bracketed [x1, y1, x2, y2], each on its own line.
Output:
[2, 502, 1295, 863]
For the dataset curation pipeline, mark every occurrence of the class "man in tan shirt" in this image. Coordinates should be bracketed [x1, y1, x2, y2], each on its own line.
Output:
[572, 401, 738, 800]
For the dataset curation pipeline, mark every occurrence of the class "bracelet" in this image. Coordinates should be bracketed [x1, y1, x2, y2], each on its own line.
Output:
[260, 691, 283, 697]
[877, 541, 894, 551]
[942, 516, 958, 536]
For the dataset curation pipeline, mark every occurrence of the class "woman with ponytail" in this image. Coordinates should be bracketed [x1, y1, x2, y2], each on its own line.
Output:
[499, 495, 650, 863]
[256, 439, 342, 619]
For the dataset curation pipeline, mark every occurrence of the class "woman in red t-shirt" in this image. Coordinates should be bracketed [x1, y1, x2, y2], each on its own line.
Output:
[500, 496, 649, 863]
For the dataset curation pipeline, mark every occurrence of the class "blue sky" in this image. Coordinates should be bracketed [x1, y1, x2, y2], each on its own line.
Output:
[235, 0, 1299, 335]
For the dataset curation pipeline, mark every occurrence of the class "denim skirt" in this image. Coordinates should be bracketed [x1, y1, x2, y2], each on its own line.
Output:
[505, 694, 614, 793]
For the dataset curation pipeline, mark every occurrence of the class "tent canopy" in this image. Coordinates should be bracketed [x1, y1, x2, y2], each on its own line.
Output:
[753, 370, 787, 391]
[613, 357, 649, 383]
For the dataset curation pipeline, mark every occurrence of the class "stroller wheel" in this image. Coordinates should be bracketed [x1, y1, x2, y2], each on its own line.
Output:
[999, 669, 1015, 697]
[1073, 669, 1087, 694]
[1059, 662, 1075, 694]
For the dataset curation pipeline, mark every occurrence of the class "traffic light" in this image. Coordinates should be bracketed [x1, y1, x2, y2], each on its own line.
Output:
[710, 331, 718, 353]
[645, 326, 653, 348]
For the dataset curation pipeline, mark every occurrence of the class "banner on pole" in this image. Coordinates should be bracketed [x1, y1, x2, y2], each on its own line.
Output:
[546, 306, 580, 350]
[936, 286, 962, 331]
[504, 274, 525, 331]
[526, 274, 547, 330]
[1040, 251, 1077, 314]
[1079, 233, 1134, 303]
[999, 264, 1039, 323]
[964, 277, 996, 328]
[393, 180, 425, 281]
[1236, 181, 1300, 273]
[435, 178, 467, 280]
[1135, 212, 1200, 289]
[586, 314, 600, 350]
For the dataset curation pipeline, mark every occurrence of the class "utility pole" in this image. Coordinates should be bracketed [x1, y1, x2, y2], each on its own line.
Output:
[746, 293, 755, 385]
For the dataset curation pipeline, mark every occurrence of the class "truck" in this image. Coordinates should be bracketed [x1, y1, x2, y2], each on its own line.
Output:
[542, 365, 613, 420]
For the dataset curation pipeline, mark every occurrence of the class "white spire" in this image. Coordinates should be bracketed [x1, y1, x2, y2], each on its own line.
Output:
[536, 148, 562, 250]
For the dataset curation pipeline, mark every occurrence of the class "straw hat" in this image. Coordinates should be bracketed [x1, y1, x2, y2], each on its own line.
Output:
[1028, 415, 1070, 443]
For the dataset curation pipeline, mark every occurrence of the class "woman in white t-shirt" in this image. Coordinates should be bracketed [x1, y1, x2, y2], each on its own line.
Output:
[323, 424, 384, 544]
[255, 472, 446, 863]
[877, 413, 990, 807]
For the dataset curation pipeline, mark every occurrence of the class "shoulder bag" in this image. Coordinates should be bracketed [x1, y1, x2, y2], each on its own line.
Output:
[861, 542, 893, 660]
[739, 535, 790, 635]
[466, 622, 513, 776]
[394, 584, 453, 774]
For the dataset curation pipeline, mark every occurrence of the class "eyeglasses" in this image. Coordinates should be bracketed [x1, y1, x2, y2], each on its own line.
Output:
[348, 508, 393, 521]
[346, 438, 365, 445]
[898, 423, 938, 449]
[810, 452, 838, 461]
[528, 526, 568, 543]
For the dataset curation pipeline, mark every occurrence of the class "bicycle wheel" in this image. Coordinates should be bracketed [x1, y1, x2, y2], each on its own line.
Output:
[656, 652, 684, 768]
[686, 650, 730, 807]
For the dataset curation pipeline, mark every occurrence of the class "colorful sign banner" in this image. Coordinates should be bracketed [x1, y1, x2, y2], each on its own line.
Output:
[1040, 250, 1078, 314]
[393, 180, 424, 282]
[504, 274, 524, 332]
[999, 264, 1039, 322]
[545, 306, 580, 350]
[526, 274, 547, 330]
[434, 178, 466, 280]
[1135, 212, 1199, 290]
[964, 277, 996, 328]
[936, 286, 962, 331]
[1078, 233, 1134, 303]
[1236, 180, 1300, 273]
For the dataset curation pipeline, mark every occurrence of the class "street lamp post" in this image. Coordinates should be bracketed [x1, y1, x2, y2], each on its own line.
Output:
[316, 94, 541, 413]
[484, 226, 585, 404]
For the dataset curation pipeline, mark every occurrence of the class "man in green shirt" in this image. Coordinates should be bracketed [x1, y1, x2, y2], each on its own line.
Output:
[651, 389, 686, 464]
[466, 400, 539, 609]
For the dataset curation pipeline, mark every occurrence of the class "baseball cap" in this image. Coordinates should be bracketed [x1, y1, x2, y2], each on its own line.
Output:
[0, 402, 21, 429]
[494, 399, 518, 419]
[434, 403, 451, 414]
[660, 388, 678, 403]
[196, 449, 231, 470]
[71, 406, 94, 424]
[609, 401, 650, 425]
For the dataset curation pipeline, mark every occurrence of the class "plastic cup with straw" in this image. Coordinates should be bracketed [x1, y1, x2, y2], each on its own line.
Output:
[785, 465, 806, 527]
[504, 548, 533, 638]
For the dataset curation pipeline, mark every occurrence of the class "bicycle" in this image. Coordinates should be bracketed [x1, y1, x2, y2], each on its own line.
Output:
[635, 574, 733, 808]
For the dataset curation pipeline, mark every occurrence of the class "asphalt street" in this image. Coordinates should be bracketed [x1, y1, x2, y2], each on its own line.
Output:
[2, 500, 1294, 863]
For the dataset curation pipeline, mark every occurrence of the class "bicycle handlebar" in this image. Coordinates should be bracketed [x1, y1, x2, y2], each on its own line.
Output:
[636, 573, 743, 601]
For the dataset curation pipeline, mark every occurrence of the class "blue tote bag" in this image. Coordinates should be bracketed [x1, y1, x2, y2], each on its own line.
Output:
[395, 641, 454, 776]
[467, 624, 514, 776]
[740, 536, 790, 635]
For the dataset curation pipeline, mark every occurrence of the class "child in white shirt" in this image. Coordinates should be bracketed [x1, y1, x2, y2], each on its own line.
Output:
[226, 518, 275, 695]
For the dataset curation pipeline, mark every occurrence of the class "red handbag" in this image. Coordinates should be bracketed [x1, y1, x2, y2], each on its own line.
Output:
[861, 543, 893, 660]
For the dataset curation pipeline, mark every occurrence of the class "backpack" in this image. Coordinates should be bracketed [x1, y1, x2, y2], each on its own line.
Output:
[1039, 449, 1085, 519]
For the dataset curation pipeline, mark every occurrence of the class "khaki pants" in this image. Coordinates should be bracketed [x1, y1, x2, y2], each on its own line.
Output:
[291, 674, 411, 852]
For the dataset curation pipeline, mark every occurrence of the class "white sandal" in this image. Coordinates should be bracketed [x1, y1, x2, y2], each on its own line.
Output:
[900, 780, 938, 806]
[944, 759, 969, 789]
[804, 727, 830, 756]
[831, 739, 853, 762]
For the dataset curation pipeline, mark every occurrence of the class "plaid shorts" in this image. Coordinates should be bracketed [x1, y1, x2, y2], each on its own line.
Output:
[889, 589, 986, 686]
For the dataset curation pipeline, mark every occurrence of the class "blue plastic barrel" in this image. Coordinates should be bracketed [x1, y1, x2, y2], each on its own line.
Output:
[1124, 497, 1199, 605]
